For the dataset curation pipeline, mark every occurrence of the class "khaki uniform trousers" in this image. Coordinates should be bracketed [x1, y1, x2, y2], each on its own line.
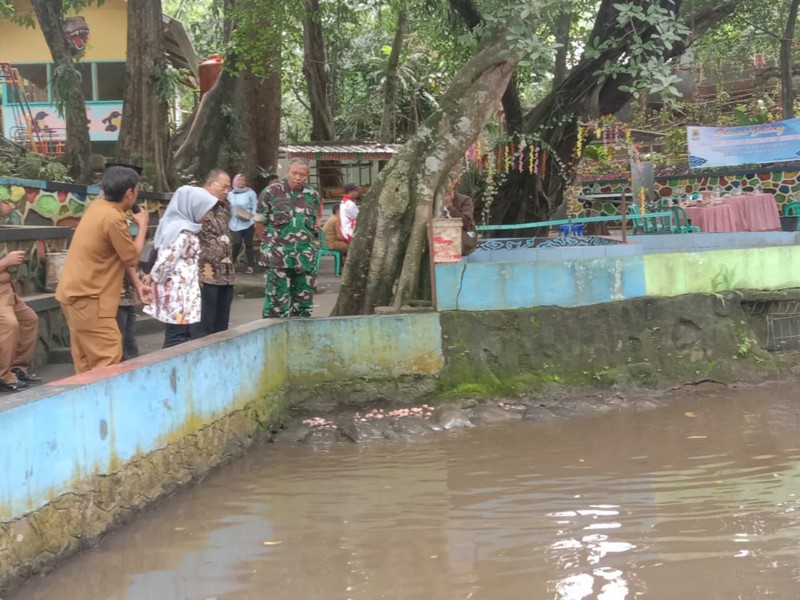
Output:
[61, 297, 122, 374]
[0, 294, 39, 384]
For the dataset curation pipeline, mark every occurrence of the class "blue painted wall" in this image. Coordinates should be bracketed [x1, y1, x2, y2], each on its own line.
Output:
[0, 316, 442, 522]
[436, 256, 647, 311]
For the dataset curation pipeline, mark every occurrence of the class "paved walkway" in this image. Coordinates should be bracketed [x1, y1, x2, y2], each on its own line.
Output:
[36, 263, 342, 384]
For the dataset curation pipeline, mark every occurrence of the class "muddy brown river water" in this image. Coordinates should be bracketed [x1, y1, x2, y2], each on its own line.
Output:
[11, 382, 800, 599]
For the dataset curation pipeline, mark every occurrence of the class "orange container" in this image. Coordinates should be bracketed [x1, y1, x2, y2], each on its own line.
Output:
[199, 54, 224, 95]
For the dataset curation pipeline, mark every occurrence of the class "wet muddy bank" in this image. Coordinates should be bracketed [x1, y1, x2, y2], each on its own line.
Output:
[271, 369, 800, 448]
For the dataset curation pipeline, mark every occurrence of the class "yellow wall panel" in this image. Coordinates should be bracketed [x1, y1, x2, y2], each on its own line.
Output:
[0, 0, 127, 63]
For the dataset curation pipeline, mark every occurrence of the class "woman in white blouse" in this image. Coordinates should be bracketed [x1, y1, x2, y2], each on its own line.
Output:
[145, 186, 218, 348]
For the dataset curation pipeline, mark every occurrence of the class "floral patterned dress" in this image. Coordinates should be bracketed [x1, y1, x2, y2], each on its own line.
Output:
[143, 231, 202, 325]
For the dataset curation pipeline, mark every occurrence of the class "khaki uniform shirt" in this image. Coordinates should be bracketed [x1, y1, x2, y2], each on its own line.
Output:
[55, 199, 138, 317]
[199, 201, 235, 286]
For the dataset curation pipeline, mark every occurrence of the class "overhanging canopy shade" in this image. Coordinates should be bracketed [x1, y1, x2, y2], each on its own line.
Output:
[162, 14, 199, 80]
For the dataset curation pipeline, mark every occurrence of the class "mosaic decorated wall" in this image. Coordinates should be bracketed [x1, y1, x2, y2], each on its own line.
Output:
[0, 183, 95, 228]
[0, 177, 169, 228]
[578, 169, 800, 217]
[0, 177, 171, 297]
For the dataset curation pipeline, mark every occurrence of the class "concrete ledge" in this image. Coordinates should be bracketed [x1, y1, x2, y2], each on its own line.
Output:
[0, 177, 173, 201]
[22, 294, 60, 312]
[630, 231, 800, 253]
[0, 227, 73, 242]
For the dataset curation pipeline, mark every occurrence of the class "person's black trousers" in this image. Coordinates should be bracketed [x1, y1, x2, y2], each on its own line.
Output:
[163, 324, 191, 348]
[116, 305, 139, 361]
[191, 284, 234, 338]
[232, 225, 255, 269]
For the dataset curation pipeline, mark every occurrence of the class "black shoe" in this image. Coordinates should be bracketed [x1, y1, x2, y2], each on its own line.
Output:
[12, 368, 41, 383]
[0, 379, 30, 393]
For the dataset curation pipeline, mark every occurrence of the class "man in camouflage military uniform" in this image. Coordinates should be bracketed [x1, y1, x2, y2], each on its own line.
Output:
[193, 169, 235, 337]
[255, 158, 320, 318]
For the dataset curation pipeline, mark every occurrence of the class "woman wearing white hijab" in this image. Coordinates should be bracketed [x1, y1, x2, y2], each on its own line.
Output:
[144, 186, 218, 348]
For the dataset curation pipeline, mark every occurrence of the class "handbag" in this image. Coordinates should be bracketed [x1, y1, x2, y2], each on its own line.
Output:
[138, 242, 158, 274]
[235, 206, 252, 221]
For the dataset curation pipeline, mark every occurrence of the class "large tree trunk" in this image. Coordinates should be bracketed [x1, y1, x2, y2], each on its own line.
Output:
[303, 0, 334, 142]
[116, 0, 174, 191]
[378, 5, 408, 143]
[303, 0, 340, 190]
[552, 6, 572, 89]
[333, 29, 523, 316]
[237, 68, 282, 186]
[449, 0, 523, 133]
[171, 0, 282, 187]
[172, 69, 238, 181]
[492, 0, 738, 229]
[171, 0, 239, 182]
[30, 0, 91, 182]
[781, 0, 800, 119]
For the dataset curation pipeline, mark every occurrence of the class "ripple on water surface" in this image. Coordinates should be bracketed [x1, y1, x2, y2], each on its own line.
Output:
[12, 383, 800, 600]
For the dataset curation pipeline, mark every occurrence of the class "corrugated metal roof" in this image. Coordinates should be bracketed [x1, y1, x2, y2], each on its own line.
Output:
[279, 143, 402, 158]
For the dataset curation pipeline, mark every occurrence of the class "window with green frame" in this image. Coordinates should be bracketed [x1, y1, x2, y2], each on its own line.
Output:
[6, 61, 126, 104]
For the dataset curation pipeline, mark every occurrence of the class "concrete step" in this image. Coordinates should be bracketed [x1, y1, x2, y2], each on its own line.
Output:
[48, 347, 72, 364]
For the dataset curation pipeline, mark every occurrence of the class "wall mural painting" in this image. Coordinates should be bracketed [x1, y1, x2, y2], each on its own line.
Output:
[0, 184, 95, 226]
[0, 182, 166, 228]
[1, 104, 125, 143]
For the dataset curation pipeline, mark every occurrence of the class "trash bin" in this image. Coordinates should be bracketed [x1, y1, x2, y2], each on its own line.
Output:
[45, 251, 69, 292]
[779, 216, 799, 232]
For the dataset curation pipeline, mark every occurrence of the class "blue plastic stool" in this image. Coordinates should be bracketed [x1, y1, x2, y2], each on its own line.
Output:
[559, 223, 585, 237]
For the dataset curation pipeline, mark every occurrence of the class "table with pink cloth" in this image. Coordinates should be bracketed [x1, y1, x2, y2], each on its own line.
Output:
[721, 193, 781, 231]
[683, 204, 738, 232]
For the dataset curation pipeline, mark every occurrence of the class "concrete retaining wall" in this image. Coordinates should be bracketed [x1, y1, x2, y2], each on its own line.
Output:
[436, 233, 800, 311]
[0, 314, 442, 591]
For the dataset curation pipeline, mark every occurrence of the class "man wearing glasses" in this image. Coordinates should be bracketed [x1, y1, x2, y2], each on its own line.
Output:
[193, 169, 235, 337]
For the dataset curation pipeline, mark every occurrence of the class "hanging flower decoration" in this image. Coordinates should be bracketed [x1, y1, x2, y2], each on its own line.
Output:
[465, 114, 643, 225]
[575, 123, 587, 160]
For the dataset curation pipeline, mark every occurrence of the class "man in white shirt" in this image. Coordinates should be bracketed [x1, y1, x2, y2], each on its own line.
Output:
[339, 183, 362, 243]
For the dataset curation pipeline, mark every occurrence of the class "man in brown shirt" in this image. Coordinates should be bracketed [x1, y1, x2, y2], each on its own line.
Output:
[444, 173, 478, 256]
[56, 166, 150, 373]
[0, 250, 40, 392]
[323, 205, 349, 255]
[193, 168, 234, 337]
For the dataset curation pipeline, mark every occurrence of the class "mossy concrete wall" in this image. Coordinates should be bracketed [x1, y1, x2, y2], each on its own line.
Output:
[644, 246, 800, 297]
[439, 294, 780, 394]
[0, 313, 442, 593]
